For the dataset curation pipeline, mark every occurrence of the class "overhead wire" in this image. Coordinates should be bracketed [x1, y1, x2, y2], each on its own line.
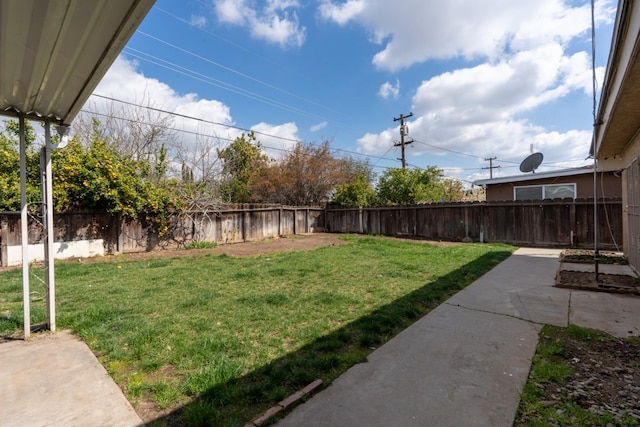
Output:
[128, 5, 601, 189]
[125, 14, 534, 181]
[81, 107, 400, 173]
[155, 3, 344, 117]
[412, 138, 525, 167]
[85, 94, 400, 165]
[134, 30, 339, 117]
[412, 138, 486, 160]
[153, 6, 261, 59]
[122, 47, 327, 121]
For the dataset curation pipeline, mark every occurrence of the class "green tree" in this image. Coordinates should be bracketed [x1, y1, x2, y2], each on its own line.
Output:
[331, 172, 376, 206]
[54, 139, 146, 216]
[441, 178, 465, 202]
[217, 132, 268, 203]
[0, 118, 177, 236]
[0, 120, 41, 211]
[375, 167, 462, 205]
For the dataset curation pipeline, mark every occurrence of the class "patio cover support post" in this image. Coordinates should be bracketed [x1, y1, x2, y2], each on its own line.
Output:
[42, 121, 56, 331]
[19, 115, 30, 338]
[590, 0, 599, 281]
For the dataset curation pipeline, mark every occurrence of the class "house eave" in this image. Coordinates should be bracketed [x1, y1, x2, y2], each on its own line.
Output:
[473, 166, 594, 187]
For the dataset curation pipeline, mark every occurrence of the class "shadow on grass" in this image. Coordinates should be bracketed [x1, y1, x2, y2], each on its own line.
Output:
[147, 250, 513, 427]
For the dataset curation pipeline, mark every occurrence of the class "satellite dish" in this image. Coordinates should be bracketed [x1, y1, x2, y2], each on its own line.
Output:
[519, 152, 543, 173]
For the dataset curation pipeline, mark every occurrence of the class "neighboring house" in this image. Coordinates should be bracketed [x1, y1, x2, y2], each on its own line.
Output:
[593, 0, 640, 272]
[473, 166, 622, 202]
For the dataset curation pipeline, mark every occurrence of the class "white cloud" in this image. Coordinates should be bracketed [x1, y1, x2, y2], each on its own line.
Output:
[76, 56, 306, 177]
[190, 15, 207, 28]
[88, 56, 232, 126]
[357, 39, 599, 168]
[347, 1, 615, 179]
[214, 0, 246, 25]
[251, 121, 299, 159]
[378, 79, 400, 100]
[213, 0, 306, 48]
[310, 121, 328, 132]
[318, 0, 365, 26]
[73, 57, 235, 178]
[409, 42, 591, 124]
[319, 0, 615, 72]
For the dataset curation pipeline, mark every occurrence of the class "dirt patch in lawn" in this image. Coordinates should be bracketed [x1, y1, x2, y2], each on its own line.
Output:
[0, 234, 350, 272]
[6, 233, 463, 269]
[128, 233, 349, 259]
[0, 234, 467, 273]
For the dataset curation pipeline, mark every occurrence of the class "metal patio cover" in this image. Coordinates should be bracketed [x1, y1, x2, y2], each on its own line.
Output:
[0, 0, 155, 126]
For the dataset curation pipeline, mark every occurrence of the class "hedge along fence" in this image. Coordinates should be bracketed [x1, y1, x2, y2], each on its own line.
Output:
[0, 205, 325, 267]
[324, 198, 623, 250]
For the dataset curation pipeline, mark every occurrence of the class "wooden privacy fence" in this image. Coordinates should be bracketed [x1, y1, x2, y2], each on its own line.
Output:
[324, 198, 623, 250]
[0, 205, 324, 267]
[0, 199, 623, 266]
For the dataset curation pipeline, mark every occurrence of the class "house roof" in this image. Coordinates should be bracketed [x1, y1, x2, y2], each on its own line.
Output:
[473, 166, 594, 187]
[593, 0, 640, 159]
[0, 0, 155, 126]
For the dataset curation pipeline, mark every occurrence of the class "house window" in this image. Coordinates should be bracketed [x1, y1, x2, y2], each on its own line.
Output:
[514, 183, 576, 200]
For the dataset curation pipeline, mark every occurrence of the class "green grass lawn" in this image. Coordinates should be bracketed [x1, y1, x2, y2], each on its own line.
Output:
[0, 236, 513, 426]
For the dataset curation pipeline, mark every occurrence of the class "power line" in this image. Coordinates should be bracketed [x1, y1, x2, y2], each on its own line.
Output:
[122, 48, 328, 122]
[135, 30, 337, 116]
[160, 2, 346, 114]
[153, 6, 261, 59]
[84, 95, 400, 164]
[412, 138, 486, 160]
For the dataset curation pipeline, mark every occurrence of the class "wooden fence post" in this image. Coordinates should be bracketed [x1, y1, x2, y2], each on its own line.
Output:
[241, 209, 245, 242]
[117, 213, 123, 254]
[570, 202, 576, 247]
[1, 214, 8, 267]
[480, 204, 485, 243]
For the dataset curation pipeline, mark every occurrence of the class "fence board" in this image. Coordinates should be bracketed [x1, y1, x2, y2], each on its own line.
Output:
[0, 206, 324, 267]
[325, 199, 622, 249]
[0, 199, 623, 267]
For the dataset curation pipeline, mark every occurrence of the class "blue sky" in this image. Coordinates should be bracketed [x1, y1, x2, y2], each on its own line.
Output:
[80, 0, 617, 186]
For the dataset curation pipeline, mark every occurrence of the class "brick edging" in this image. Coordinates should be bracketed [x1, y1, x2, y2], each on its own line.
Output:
[245, 379, 323, 426]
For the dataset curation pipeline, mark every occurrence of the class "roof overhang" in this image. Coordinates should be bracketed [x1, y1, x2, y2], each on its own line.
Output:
[473, 166, 594, 187]
[0, 0, 155, 126]
[593, 0, 640, 160]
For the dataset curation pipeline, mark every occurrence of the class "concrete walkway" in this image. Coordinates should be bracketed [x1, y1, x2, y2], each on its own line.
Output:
[276, 248, 640, 427]
[0, 330, 142, 427]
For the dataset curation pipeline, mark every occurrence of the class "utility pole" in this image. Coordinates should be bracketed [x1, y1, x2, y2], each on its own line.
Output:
[393, 112, 413, 168]
[483, 156, 500, 179]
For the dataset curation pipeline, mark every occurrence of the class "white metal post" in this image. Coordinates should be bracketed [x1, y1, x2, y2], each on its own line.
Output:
[43, 121, 56, 331]
[19, 115, 30, 339]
